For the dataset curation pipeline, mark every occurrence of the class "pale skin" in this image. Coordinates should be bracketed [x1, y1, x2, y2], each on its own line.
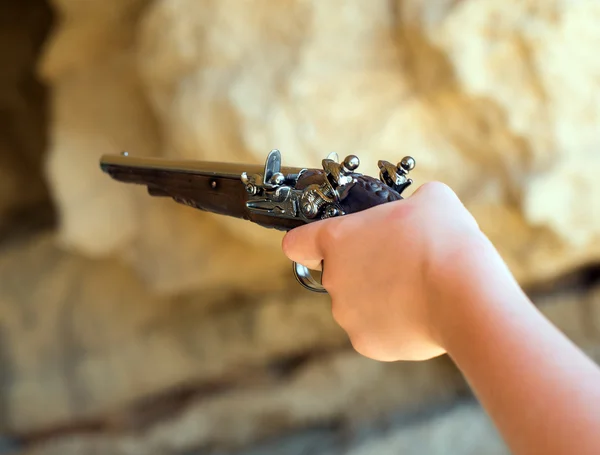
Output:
[282, 182, 600, 455]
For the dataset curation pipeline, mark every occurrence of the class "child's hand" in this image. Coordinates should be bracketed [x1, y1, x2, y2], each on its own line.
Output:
[282, 182, 486, 362]
[285, 181, 600, 455]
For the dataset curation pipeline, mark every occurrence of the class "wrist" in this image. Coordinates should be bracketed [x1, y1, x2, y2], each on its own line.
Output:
[426, 231, 525, 353]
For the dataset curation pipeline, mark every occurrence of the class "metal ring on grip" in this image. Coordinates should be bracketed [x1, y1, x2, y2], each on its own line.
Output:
[293, 262, 327, 293]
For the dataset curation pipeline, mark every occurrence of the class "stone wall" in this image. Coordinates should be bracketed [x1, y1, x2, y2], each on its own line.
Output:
[1, 0, 600, 454]
[42, 0, 600, 294]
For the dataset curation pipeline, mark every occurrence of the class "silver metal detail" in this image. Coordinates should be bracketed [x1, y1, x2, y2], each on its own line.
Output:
[377, 155, 416, 195]
[293, 262, 327, 293]
[343, 155, 360, 172]
[263, 149, 282, 187]
[242, 152, 358, 222]
[322, 205, 344, 218]
[299, 183, 335, 219]
[399, 156, 415, 172]
[271, 172, 285, 185]
[323, 157, 355, 189]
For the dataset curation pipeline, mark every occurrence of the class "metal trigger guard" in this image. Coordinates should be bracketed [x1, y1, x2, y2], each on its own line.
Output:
[293, 262, 327, 293]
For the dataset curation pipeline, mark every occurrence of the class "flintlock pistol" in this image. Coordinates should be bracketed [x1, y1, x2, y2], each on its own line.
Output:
[100, 150, 416, 293]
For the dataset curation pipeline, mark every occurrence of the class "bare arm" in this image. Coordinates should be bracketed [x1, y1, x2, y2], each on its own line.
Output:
[431, 232, 600, 455]
[282, 182, 600, 455]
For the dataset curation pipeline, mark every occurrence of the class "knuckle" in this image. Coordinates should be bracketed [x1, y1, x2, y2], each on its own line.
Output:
[417, 181, 457, 201]
[383, 199, 413, 225]
[318, 221, 345, 247]
[411, 181, 467, 220]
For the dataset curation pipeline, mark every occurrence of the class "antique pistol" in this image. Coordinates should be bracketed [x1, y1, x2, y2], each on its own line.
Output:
[100, 150, 415, 293]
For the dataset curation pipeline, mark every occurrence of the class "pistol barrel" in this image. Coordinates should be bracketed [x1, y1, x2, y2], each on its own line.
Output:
[100, 154, 303, 180]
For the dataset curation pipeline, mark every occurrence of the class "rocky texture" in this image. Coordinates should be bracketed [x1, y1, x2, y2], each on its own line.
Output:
[40, 0, 600, 294]
[238, 402, 507, 455]
[0, 233, 339, 433]
[0, 230, 468, 453]
[40, 0, 156, 258]
[325, 402, 507, 455]
[39, 0, 290, 295]
[9, 0, 600, 454]
[1, 229, 600, 454]
[407, 0, 600, 284]
[0, 0, 54, 239]
[19, 401, 508, 455]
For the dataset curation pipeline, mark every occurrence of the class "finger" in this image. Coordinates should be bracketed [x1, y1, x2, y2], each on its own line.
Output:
[282, 221, 330, 270]
[409, 181, 459, 203]
[409, 181, 480, 230]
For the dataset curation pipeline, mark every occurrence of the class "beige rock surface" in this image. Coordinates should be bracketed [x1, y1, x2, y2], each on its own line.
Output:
[6, 1, 600, 453]
[0, 231, 469, 453]
[0, 232, 340, 433]
[421, 0, 600, 251]
[20, 402, 506, 455]
[40, 0, 158, 257]
[25, 354, 460, 455]
[39, 0, 600, 294]
[336, 403, 507, 455]
[2, 229, 600, 449]
[40, 0, 290, 294]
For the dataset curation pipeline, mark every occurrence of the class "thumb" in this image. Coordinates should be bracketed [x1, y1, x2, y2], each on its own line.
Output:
[282, 220, 330, 271]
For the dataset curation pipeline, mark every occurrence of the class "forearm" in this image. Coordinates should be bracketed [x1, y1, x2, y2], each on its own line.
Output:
[436, 238, 600, 455]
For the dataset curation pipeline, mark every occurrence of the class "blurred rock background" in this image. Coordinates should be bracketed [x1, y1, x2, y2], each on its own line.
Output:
[1, 0, 600, 454]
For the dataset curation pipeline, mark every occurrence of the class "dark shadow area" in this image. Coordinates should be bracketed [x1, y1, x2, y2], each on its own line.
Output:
[0, 0, 56, 245]
[0, 0, 54, 450]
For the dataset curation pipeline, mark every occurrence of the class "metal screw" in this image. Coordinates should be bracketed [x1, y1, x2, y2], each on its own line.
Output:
[343, 155, 360, 172]
[398, 156, 415, 172]
[270, 172, 285, 185]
